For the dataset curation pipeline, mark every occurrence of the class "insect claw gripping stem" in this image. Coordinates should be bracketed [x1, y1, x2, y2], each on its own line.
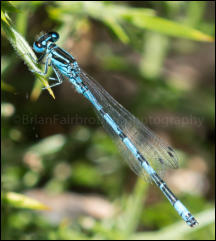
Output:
[32, 31, 198, 227]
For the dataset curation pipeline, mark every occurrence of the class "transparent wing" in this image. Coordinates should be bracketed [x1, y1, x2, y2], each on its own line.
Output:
[75, 70, 179, 180]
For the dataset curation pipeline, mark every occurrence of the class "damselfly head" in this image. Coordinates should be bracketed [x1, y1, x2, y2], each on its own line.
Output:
[33, 31, 59, 53]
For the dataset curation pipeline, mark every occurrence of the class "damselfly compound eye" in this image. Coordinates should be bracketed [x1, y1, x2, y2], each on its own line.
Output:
[49, 32, 59, 42]
[33, 41, 45, 53]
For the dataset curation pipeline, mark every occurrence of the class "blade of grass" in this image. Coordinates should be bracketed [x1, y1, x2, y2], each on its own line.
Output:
[1, 20, 55, 99]
[117, 178, 148, 237]
[122, 13, 214, 42]
[2, 192, 51, 211]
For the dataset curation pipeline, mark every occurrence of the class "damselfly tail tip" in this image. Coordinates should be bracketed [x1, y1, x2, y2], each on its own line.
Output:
[189, 217, 199, 228]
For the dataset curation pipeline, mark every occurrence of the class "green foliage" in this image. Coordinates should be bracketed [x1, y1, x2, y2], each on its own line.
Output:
[1, 1, 215, 240]
[48, 1, 213, 42]
[1, 2, 55, 99]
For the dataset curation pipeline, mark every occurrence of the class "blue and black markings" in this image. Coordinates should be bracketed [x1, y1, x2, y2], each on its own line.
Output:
[32, 31, 198, 228]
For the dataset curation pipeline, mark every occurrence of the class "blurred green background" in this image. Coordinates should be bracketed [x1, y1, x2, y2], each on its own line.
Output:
[1, 1, 215, 240]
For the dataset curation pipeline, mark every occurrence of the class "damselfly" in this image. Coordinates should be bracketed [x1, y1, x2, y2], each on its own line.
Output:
[31, 32, 198, 227]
